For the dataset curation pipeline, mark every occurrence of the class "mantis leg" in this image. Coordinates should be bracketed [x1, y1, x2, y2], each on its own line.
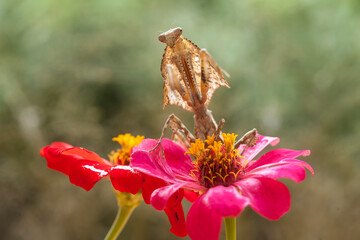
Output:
[150, 114, 195, 151]
[213, 118, 225, 142]
[234, 128, 258, 153]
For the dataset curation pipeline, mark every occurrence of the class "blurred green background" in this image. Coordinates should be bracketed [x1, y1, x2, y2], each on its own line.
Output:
[1, 0, 359, 239]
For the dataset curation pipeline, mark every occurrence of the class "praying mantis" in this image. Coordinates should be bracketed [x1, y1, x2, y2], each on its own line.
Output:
[153, 27, 257, 150]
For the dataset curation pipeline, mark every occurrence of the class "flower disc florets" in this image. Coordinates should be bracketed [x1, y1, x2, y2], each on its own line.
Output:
[186, 133, 248, 188]
[109, 134, 144, 165]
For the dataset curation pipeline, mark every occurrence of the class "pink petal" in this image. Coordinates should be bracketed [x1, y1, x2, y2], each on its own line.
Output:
[207, 185, 249, 217]
[238, 134, 280, 161]
[132, 138, 192, 170]
[235, 176, 291, 220]
[131, 139, 197, 184]
[183, 182, 207, 192]
[284, 159, 314, 174]
[68, 160, 111, 191]
[132, 138, 157, 152]
[247, 164, 306, 183]
[110, 165, 144, 194]
[248, 160, 314, 178]
[247, 148, 311, 172]
[187, 193, 222, 240]
[150, 183, 186, 210]
[131, 141, 176, 182]
[131, 139, 204, 192]
[161, 139, 194, 181]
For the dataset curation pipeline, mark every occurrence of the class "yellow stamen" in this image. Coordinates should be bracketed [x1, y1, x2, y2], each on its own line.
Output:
[109, 134, 144, 165]
[186, 133, 247, 188]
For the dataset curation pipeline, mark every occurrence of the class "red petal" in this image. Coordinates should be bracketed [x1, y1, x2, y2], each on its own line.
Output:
[141, 176, 187, 236]
[40, 142, 72, 157]
[62, 147, 112, 166]
[40, 142, 112, 190]
[184, 190, 199, 203]
[164, 189, 187, 237]
[41, 142, 77, 175]
[69, 160, 111, 191]
[110, 165, 144, 194]
[141, 176, 167, 204]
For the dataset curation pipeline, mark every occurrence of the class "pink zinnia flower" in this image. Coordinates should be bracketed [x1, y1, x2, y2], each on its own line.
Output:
[130, 133, 314, 240]
[40, 133, 187, 237]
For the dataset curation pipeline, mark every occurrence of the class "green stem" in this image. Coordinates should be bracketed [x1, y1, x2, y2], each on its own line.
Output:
[104, 191, 142, 240]
[224, 217, 236, 240]
[104, 204, 137, 240]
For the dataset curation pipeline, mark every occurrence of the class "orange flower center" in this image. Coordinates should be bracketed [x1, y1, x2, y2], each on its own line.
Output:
[108, 134, 144, 165]
[186, 133, 249, 188]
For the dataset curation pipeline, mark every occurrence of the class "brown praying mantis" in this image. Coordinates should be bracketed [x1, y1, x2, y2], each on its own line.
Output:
[153, 27, 258, 150]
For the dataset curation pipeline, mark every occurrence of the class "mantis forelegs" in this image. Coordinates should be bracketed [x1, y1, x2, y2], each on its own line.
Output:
[150, 114, 195, 151]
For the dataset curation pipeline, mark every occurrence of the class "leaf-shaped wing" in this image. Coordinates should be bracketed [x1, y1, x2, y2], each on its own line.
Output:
[161, 36, 229, 112]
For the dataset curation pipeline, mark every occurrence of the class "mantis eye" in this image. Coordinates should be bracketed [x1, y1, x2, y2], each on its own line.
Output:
[158, 34, 166, 43]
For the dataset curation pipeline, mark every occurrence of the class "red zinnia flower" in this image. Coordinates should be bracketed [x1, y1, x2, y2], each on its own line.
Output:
[40, 133, 187, 237]
[40, 134, 145, 193]
[130, 133, 314, 240]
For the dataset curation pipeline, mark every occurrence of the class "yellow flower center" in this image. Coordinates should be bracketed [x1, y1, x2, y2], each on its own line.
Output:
[186, 133, 249, 188]
[108, 133, 144, 165]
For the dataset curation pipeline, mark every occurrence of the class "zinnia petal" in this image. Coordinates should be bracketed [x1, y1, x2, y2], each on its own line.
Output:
[247, 164, 307, 183]
[141, 176, 167, 204]
[235, 176, 291, 220]
[246, 148, 311, 172]
[68, 160, 111, 191]
[40, 142, 72, 157]
[207, 185, 249, 217]
[131, 139, 194, 183]
[238, 134, 280, 161]
[110, 165, 143, 194]
[131, 139, 203, 191]
[141, 177, 187, 237]
[41, 142, 76, 175]
[151, 183, 186, 210]
[165, 204, 187, 237]
[164, 189, 187, 237]
[41, 143, 115, 190]
[184, 190, 199, 203]
[187, 193, 222, 240]
[160, 139, 194, 181]
[62, 147, 112, 166]
[131, 140, 175, 182]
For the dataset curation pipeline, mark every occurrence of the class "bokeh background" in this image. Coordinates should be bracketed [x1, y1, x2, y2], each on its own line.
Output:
[1, 0, 359, 239]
